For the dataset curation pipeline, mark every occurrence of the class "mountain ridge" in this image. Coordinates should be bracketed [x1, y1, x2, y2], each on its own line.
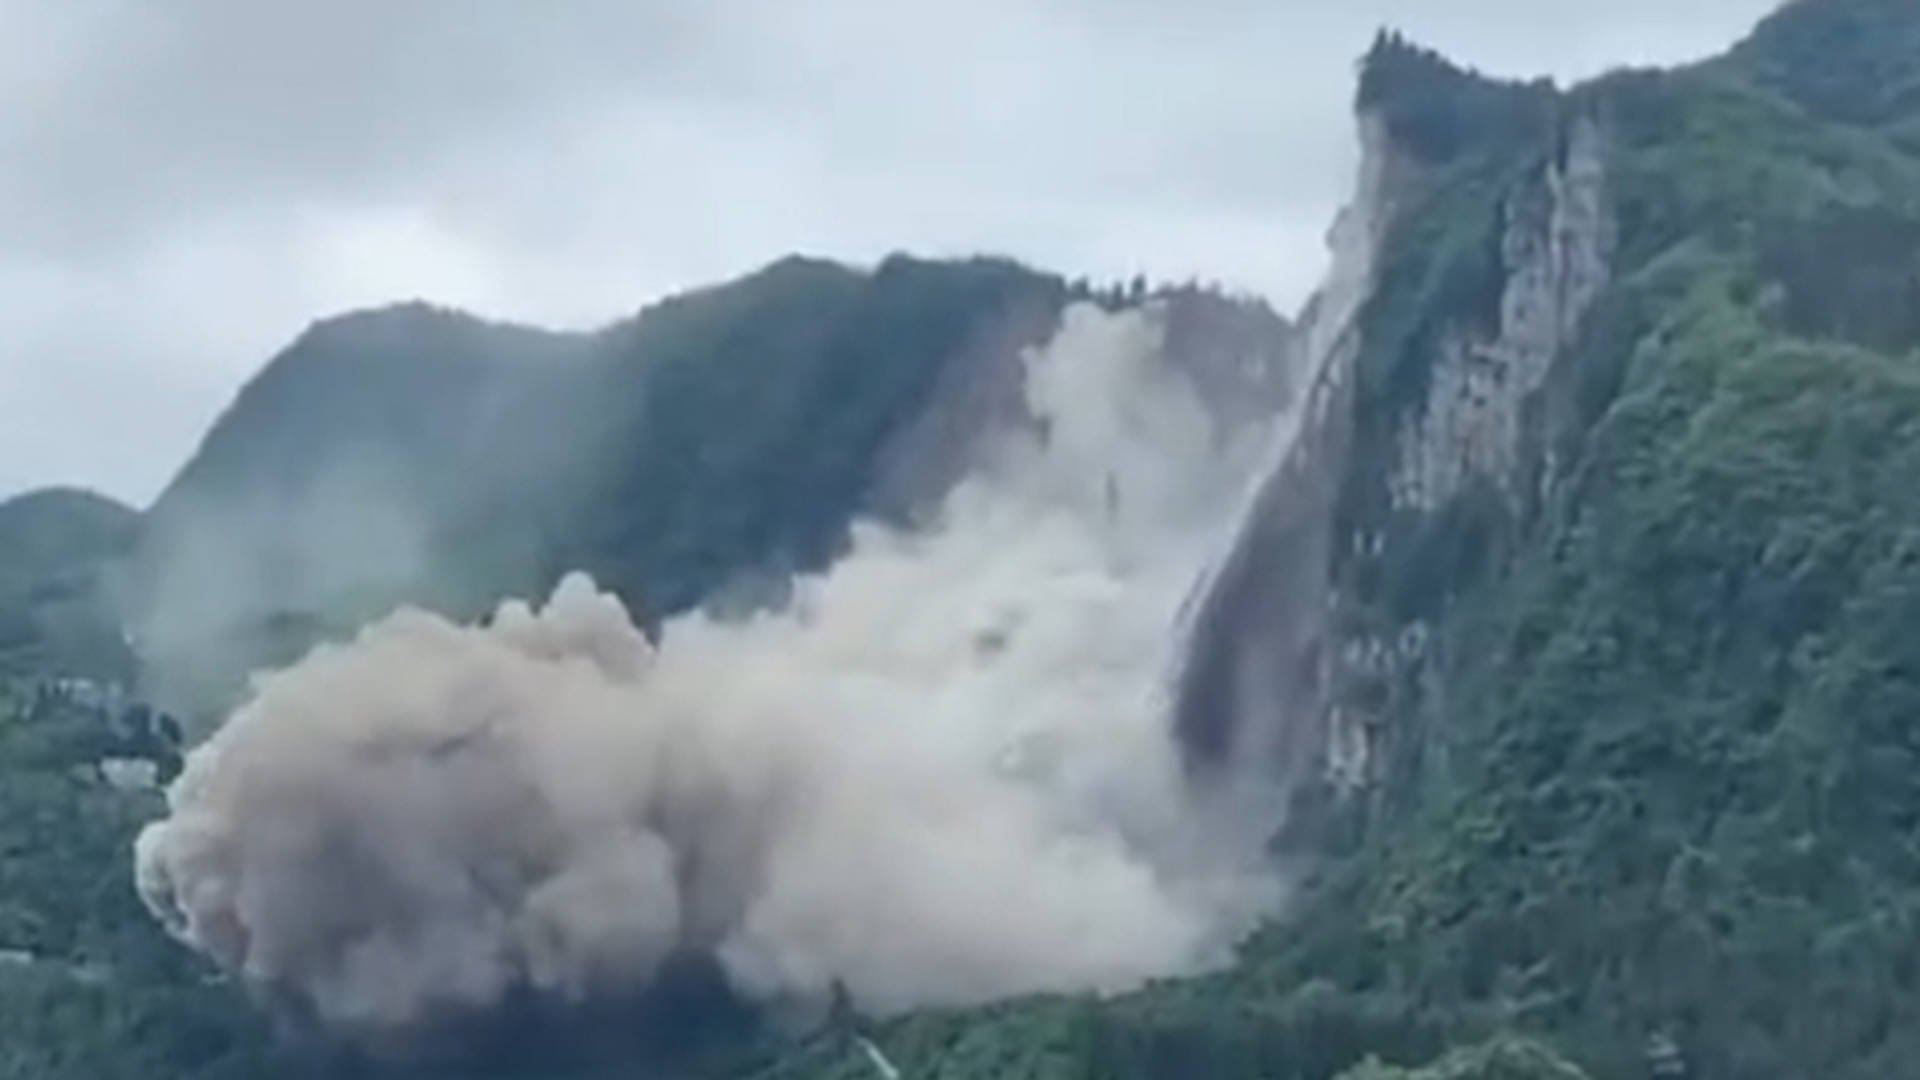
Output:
[123, 252, 1295, 724]
[0, 486, 139, 681]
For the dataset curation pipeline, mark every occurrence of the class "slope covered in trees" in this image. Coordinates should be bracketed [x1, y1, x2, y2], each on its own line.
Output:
[0, 247, 1289, 1077]
[127, 255, 1082, 724]
[0, 488, 139, 682]
[756, 1, 1920, 1077]
[0, 677, 272, 1080]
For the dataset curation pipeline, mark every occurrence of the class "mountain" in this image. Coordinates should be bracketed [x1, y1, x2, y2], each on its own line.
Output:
[127, 255, 1292, 725]
[7, 257, 1295, 1077]
[0, 487, 138, 681]
[10, 1, 1920, 1077]
[754, 2, 1920, 1078]
[130, 257, 1029, 721]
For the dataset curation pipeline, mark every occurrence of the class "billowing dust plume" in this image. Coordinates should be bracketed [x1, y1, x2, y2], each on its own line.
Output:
[132, 303, 1288, 1052]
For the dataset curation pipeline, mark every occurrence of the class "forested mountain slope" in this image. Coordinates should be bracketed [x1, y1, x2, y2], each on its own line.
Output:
[130, 256, 1288, 725]
[0, 488, 138, 681]
[767, 1, 1920, 1077]
[2, 259, 1292, 1077]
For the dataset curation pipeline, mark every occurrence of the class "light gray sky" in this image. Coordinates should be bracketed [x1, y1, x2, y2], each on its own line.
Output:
[1, 0, 1777, 506]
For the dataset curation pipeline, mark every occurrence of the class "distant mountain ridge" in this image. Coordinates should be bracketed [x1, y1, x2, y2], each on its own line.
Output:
[118, 253, 1293, 723]
[0, 487, 138, 681]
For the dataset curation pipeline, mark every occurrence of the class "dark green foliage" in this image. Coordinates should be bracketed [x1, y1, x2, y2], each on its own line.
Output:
[569, 254, 1065, 622]
[750, 7, 1920, 1079]
[743, 978, 1466, 1080]
[1218, 17, 1920, 1078]
[1730, 0, 1920, 130]
[1335, 1035, 1591, 1080]
[17, 4, 1920, 1077]
[744, 999, 1103, 1080]
[1077, 979, 1461, 1080]
[130, 254, 1066, 716]
[1358, 32, 1557, 166]
[1600, 67, 1920, 271]
[1351, 152, 1519, 418]
[1296, 277, 1920, 1080]
[0, 680, 279, 1079]
[1220, 23, 1920, 1078]
[1758, 202, 1920, 351]
[551, 256, 874, 619]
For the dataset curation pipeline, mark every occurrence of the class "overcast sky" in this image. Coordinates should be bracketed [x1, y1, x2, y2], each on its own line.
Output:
[2, 0, 1778, 506]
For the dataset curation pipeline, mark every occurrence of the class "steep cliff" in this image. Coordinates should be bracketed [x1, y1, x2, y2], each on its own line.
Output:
[1175, 31, 1615, 828]
[766, 3, 1920, 1077]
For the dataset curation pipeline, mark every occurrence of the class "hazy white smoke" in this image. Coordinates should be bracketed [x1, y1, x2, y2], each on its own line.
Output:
[132, 303, 1285, 1047]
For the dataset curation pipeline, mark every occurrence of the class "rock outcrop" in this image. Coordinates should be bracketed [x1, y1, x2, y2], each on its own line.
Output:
[1176, 46, 1620, 843]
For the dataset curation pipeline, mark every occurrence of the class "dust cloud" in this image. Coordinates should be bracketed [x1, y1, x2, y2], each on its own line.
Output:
[132, 302, 1289, 1053]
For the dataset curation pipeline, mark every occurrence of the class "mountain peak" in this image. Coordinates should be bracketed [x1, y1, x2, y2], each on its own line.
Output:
[294, 298, 580, 359]
[1729, 0, 1920, 129]
[0, 486, 136, 525]
[1356, 28, 1557, 164]
[0, 486, 138, 681]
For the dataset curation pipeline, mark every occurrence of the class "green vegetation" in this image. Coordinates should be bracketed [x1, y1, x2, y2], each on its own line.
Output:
[8, 1, 1920, 1076]
[1357, 31, 1555, 166]
[1731, 0, 1920, 130]
[1335, 1036, 1591, 1080]
[565, 254, 1069, 621]
[1265, 268, 1920, 1080]
[747, 4, 1920, 1078]
[0, 679, 276, 1080]
[130, 255, 1069, 721]
[0, 253, 1088, 1075]
[0, 489, 138, 681]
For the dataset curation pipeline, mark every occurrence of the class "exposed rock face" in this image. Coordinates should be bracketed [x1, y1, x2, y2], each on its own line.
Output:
[1155, 288, 1298, 439]
[1176, 98, 1618, 838]
[126, 303, 595, 726]
[1172, 112, 1397, 791]
[867, 289, 1297, 528]
[1330, 109, 1617, 797]
[1388, 116, 1613, 514]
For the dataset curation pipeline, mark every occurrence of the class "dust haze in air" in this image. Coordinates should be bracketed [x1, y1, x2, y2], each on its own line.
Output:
[132, 303, 1293, 1059]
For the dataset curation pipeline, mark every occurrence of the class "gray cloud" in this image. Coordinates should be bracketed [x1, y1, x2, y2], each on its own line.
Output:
[0, 0, 1776, 504]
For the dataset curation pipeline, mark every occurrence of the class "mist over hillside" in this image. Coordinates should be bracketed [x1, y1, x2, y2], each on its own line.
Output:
[122, 257, 1293, 730]
[0, 488, 138, 682]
